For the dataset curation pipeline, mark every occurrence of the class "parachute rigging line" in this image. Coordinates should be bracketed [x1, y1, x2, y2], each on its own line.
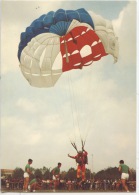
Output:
[67, 72, 88, 150]
[69, 31, 77, 44]
[68, 73, 81, 133]
[70, 139, 78, 152]
[64, 38, 69, 63]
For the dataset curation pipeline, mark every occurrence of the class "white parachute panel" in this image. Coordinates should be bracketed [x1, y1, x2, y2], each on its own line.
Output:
[20, 33, 62, 87]
[88, 11, 119, 62]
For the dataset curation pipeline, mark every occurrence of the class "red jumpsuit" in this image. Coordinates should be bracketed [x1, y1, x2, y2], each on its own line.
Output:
[73, 151, 88, 181]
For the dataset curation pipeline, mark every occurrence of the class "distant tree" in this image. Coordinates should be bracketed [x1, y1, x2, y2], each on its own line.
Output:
[95, 167, 136, 181]
[61, 171, 67, 180]
[130, 168, 136, 180]
[43, 168, 52, 180]
[95, 167, 120, 180]
[12, 168, 24, 179]
[66, 167, 76, 180]
[85, 168, 91, 180]
[31, 167, 36, 174]
[11, 165, 136, 182]
[34, 168, 43, 178]
[40, 166, 47, 175]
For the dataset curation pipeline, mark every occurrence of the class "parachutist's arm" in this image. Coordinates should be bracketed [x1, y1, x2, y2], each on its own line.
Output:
[26, 167, 32, 175]
[118, 165, 121, 173]
[68, 154, 76, 159]
[128, 168, 131, 175]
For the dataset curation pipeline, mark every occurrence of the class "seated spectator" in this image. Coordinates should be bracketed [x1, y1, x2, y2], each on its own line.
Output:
[29, 175, 42, 192]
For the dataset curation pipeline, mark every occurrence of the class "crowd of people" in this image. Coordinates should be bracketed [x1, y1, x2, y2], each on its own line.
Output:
[1, 177, 136, 192]
[1, 150, 135, 193]
[22, 148, 89, 192]
[1, 178, 24, 190]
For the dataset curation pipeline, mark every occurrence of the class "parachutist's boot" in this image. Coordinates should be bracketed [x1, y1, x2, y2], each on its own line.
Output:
[77, 178, 82, 189]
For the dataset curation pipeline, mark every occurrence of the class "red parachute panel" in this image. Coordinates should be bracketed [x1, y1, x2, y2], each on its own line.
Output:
[60, 26, 107, 72]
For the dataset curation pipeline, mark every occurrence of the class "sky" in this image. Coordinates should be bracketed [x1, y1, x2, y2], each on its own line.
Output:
[0, 0, 138, 176]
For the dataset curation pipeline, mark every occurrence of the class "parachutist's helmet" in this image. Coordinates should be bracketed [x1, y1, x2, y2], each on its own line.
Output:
[78, 151, 82, 154]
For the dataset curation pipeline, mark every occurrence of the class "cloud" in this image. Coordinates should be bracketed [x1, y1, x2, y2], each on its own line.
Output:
[112, 1, 136, 65]
[16, 98, 37, 113]
[1, 1, 136, 172]
[1, 1, 63, 74]
[83, 0, 136, 170]
[1, 116, 42, 145]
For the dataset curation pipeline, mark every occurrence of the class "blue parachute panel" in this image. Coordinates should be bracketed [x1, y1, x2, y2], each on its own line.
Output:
[53, 9, 67, 23]
[18, 8, 94, 60]
[49, 21, 71, 36]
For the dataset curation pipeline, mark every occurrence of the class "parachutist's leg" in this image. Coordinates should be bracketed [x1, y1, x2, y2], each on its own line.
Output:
[81, 165, 86, 182]
[77, 165, 81, 180]
[81, 181, 86, 190]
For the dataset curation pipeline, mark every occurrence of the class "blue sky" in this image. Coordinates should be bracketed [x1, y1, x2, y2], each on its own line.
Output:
[58, 1, 129, 19]
[1, 0, 137, 177]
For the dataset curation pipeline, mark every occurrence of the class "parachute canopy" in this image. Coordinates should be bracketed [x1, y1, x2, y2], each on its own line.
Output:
[18, 8, 118, 88]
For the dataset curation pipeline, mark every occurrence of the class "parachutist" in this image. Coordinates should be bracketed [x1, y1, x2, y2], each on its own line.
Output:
[68, 149, 88, 183]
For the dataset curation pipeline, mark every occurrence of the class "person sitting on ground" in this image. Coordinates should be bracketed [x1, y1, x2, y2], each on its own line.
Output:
[29, 175, 42, 192]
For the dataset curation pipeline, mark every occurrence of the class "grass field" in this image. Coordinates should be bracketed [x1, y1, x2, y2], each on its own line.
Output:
[1, 188, 136, 193]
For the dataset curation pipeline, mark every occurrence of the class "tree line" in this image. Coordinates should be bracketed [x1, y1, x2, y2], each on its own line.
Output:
[5, 166, 136, 181]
